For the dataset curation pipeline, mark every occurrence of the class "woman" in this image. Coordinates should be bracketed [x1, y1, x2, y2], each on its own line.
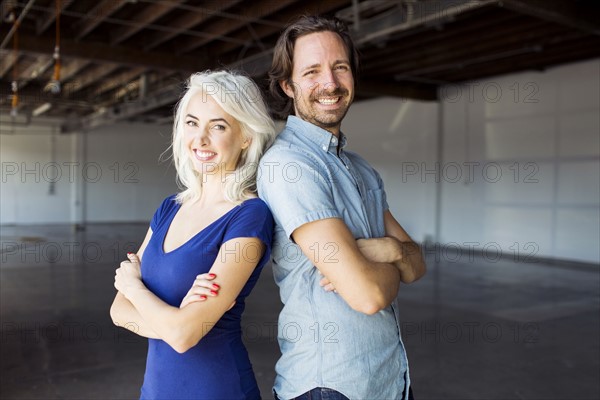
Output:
[110, 70, 276, 400]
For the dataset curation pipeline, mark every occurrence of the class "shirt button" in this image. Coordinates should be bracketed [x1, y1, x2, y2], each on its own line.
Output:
[322, 145, 328, 151]
[332, 137, 338, 144]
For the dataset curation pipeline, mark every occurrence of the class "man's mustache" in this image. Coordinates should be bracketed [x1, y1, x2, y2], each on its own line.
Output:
[309, 87, 349, 99]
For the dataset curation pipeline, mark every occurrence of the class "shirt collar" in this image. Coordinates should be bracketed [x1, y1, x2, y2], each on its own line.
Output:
[286, 115, 347, 153]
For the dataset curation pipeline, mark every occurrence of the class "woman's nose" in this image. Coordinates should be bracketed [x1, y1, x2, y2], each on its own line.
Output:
[195, 128, 209, 145]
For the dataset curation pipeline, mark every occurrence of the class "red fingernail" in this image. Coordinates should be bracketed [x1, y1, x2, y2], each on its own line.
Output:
[212, 284, 220, 289]
[208, 273, 216, 278]
[210, 290, 218, 296]
[127, 252, 132, 255]
[200, 295, 207, 300]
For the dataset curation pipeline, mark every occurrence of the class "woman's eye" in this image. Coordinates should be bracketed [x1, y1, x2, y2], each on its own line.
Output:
[185, 120, 197, 127]
[212, 124, 226, 131]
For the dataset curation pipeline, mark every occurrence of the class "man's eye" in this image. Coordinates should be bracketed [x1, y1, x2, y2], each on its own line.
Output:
[304, 70, 316, 76]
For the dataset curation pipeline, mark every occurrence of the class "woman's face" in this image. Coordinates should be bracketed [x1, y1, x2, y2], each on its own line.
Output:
[183, 92, 248, 176]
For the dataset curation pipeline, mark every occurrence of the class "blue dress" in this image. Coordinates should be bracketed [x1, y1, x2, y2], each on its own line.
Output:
[139, 195, 274, 400]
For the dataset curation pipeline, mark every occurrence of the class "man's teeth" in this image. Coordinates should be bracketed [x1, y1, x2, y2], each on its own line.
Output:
[318, 97, 339, 105]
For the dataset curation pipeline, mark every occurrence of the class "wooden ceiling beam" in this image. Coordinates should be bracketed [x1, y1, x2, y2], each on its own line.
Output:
[2, 27, 211, 72]
[18, 56, 53, 80]
[175, 0, 296, 54]
[61, 83, 184, 132]
[143, 0, 242, 50]
[64, 63, 120, 93]
[60, 59, 92, 82]
[500, 0, 600, 36]
[15, 55, 54, 91]
[433, 36, 600, 82]
[202, 0, 349, 58]
[94, 70, 176, 108]
[72, 0, 129, 40]
[36, 0, 75, 35]
[360, 10, 521, 70]
[0, 50, 17, 79]
[371, 23, 573, 76]
[110, 0, 184, 45]
[86, 66, 146, 99]
[0, 82, 94, 109]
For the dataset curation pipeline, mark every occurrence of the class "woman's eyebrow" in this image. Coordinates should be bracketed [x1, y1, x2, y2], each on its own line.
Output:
[208, 118, 230, 126]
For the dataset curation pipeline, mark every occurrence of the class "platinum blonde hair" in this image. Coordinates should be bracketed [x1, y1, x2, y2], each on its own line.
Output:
[172, 70, 276, 204]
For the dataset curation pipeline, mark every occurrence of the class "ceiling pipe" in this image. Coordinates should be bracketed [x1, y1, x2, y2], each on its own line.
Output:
[0, 0, 37, 49]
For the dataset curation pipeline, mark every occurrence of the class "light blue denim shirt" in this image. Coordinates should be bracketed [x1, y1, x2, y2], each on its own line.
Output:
[257, 116, 410, 400]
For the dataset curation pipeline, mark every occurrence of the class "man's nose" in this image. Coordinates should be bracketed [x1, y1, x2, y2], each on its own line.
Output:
[320, 68, 340, 92]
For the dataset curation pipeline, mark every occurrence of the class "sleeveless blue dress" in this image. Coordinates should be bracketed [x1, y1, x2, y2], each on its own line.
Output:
[139, 195, 274, 400]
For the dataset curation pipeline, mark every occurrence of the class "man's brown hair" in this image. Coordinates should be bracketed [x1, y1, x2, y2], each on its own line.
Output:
[268, 15, 359, 118]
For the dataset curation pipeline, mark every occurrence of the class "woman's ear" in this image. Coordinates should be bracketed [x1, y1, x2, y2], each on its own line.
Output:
[241, 138, 251, 150]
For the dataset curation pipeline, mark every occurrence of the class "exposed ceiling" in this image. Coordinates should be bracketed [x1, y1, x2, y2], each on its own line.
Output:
[0, 0, 599, 132]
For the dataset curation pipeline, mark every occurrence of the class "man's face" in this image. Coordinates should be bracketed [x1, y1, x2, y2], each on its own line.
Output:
[280, 31, 354, 136]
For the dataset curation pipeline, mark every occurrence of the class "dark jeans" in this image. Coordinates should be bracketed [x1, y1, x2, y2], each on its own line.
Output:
[274, 387, 414, 400]
[274, 388, 348, 400]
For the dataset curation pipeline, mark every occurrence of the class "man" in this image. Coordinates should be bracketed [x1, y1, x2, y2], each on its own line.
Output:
[257, 15, 426, 400]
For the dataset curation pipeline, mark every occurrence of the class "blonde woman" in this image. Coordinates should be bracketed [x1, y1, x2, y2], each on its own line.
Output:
[110, 70, 276, 400]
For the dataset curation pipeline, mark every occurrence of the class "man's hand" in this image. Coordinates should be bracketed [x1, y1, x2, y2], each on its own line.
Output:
[357, 235, 425, 284]
[319, 237, 404, 293]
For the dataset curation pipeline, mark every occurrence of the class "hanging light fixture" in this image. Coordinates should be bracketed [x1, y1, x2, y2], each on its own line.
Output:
[10, 16, 19, 117]
[46, 0, 61, 94]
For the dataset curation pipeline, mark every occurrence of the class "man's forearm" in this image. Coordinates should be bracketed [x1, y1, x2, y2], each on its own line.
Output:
[363, 260, 402, 310]
[357, 237, 425, 283]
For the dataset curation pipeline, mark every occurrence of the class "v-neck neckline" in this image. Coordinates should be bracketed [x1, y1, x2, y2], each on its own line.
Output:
[160, 201, 242, 255]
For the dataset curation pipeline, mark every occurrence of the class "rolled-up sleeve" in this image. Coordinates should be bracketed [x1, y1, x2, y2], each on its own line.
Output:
[258, 147, 341, 240]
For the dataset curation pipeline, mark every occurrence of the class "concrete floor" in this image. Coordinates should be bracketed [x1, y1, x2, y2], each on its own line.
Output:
[1, 223, 598, 399]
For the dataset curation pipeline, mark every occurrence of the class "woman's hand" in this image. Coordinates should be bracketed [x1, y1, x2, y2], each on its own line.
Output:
[114, 253, 145, 299]
[180, 273, 235, 310]
[319, 271, 337, 293]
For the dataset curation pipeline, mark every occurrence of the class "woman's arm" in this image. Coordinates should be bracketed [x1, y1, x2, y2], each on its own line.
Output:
[115, 237, 265, 354]
[110, 227, 160, 338]
[111, 291, 160, 338]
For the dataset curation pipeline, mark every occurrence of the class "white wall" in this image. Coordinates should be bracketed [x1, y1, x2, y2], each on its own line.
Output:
[84, 123, 178, 223]
[2, 58, 598, 263]
[341, 97, 440, 243]
[0, 121, 178, 225]
[439, 59, 599, 263]
[1, 123, 73, 224]
[344, 58, 599, 264]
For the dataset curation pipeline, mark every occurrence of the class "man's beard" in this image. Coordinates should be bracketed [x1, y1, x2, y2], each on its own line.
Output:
[294, 88, 352, 130]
